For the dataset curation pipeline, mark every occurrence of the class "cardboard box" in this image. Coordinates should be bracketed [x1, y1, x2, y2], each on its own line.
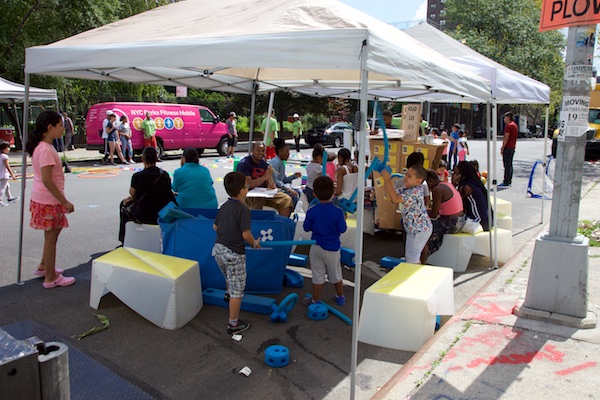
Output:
[369, 138, 445, 230]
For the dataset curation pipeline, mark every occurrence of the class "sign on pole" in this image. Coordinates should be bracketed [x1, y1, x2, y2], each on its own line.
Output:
[540, 0, 600, 31]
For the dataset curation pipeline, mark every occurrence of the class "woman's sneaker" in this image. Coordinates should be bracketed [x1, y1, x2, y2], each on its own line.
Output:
[227, 320, 250, 335]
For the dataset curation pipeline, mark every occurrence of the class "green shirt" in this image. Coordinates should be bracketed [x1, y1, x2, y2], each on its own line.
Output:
[292, 120, 302, 137]
[261, 117, 279, 146]
[141, 118, 156, 139]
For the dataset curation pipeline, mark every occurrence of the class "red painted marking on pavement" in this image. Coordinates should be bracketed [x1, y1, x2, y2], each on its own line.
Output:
[555, 361, 597, 376]
[465, 302, 513, 324]
[447, 366, 464, 372]
[446, 327, 523, 360]
[466, 345, 565, 368]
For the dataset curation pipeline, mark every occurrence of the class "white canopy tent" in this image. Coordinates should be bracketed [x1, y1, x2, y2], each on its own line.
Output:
[404, 22, 552, 270]
[0, 77, 57, 103]
[21, 1, 494, 397]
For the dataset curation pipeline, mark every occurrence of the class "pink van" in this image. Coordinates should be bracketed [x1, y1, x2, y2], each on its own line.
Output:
[86, 102, 230, 156]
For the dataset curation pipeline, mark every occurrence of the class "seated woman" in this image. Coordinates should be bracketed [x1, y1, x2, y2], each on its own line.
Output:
[422, 170, 466, 263]
[452, 161, 492, 231]
[118, 147, 176, 243]
[172, 148, 218, 209]
[334, 148, 359, 204]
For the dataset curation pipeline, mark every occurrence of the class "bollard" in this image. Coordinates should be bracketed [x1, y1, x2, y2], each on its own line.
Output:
[38, 342, 70, 400]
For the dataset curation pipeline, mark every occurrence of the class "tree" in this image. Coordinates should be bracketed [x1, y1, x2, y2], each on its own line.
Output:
[446, 0, 565, 123]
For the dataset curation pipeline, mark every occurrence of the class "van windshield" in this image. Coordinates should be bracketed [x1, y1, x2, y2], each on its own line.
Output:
[200, 109, 214, 123]
[589, 109, 600, 124]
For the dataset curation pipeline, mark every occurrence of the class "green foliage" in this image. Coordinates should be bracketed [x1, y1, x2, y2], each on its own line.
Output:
[445, 0, 565, 121]
[578, 220, 600, 247]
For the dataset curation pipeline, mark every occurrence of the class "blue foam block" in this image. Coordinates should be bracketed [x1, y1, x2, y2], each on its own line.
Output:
[380, 256, 405, 269]
[284, 269, 304, 288]
[340, 247, 355, 268]
[202, 288, 276, 315]
[288, 253, 308, 267]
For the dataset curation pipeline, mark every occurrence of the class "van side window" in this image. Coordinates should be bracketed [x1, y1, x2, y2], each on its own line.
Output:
[200, 109, 214, 123]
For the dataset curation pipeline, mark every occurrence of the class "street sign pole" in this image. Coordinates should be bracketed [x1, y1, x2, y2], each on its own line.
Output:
[516, 25, 596, 327]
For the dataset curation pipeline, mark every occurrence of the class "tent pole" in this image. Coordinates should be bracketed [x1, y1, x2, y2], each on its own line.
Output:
[486, 102, 493, 270]
[17, 74, 31, 285]
[248, 81, 257, 154]
[264, 92, 275, 151]
[350, 38, 369, 400]
[541, 105, 550, 224]
[491, 101, 499, 270]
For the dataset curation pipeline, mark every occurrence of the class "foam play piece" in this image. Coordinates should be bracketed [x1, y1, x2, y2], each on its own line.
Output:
[284, 269, 304, 288]
[496, 212, 513, 231]
[264, 345, 290, 368]
[340, 247, 355, 268]
[473, 228, 513, 263]
[358, 263, 454, 351]
[90, 247, 202, 330]
[380, 256, 405, 269]
[494, 198, 512, 217]
[202, 288, 276, 315]
[123, 222, 162, 253]
[157, 201, 199, 223]
[270, 293, 299, 322]
[305, 294, 352, 325]
[307, 303, 328, 320]
[288, 253, 308, 267]
[259, 240, 316, 247]
[426, 233, 475, 272]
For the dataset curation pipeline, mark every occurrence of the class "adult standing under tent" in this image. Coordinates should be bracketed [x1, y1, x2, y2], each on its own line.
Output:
[262, 110, 278, 160]
[291, 113, 302, 153]
[21, 0, 494, 397]
[225, 111, 238, 157]
[500, 111, 518, 188]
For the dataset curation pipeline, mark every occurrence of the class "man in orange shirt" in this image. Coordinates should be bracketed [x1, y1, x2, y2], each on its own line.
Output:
[499, 111, 518, 188]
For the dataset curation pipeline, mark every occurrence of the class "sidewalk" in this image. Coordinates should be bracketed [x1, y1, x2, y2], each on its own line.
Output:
[374, 179, 600, 400]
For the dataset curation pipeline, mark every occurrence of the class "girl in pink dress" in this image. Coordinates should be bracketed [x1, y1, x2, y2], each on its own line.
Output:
[26, 111, 76, 289]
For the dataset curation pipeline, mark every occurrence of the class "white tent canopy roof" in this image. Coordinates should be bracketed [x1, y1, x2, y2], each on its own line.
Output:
[0, 76, 57, 103]
[25, 0, 490, 101]
[404, 22, 550, 105]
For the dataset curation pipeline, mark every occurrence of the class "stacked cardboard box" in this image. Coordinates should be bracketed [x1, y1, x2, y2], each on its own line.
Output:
[369, 138, 445, 230]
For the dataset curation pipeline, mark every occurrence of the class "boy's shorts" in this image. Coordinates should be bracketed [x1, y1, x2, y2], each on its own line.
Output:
[211, 243, 246, 298]
[309, 244, 342, 285]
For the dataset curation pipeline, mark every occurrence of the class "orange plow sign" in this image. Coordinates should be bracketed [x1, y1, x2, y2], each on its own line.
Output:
[540, 0, 600, 31]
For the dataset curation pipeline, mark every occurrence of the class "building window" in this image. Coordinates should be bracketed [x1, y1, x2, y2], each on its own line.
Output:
[441, 0, 447, 3]
[440, 20, 446, 25]
[430, 13, 436, 19]
[430, 3, 436, 8]
[440, 9, 446, 16]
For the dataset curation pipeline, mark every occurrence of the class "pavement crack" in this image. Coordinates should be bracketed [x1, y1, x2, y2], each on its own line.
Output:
[286, 325, 348, 376]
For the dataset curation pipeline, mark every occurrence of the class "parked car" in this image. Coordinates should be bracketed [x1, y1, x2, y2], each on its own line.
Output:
[305, 122, 354, 147]
[473, 126, 486, 139]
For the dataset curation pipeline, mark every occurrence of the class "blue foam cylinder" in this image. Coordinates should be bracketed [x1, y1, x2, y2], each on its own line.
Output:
[202, 288, 275, 315]
[265, 345, 290, 368]
[284, 269, 304, 288]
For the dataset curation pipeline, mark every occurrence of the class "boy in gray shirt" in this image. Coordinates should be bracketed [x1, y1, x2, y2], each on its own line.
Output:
[212, 172, 261, 335]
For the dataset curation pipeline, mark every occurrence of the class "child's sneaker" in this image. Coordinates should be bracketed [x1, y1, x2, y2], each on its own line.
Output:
[7, 197, 19, 203]
[334, 295, 346, 306]
[0, 202, 7, 207]
[227, 320, 250, 335]
[302, 297, 315, 306]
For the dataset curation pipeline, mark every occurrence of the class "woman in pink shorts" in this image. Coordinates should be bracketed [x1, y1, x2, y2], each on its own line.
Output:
[26, 111, 76, 289]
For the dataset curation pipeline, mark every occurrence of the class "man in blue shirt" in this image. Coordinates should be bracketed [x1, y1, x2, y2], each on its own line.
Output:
[269, 139, 302, 209]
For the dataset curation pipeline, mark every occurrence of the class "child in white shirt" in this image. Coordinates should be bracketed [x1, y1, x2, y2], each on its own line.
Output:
[0, 140, 19, 207]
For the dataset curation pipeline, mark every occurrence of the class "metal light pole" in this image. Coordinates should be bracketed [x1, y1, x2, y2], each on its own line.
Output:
[516, 25, 596, 327]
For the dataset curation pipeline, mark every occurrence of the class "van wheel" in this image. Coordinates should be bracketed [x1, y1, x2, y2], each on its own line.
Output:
[196, 148, 205, 157]
[156, 138, 164, 158]
[217, 137, 228, 156]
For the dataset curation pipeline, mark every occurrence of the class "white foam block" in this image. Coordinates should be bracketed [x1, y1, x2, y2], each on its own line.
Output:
[90, 247, 202, 330]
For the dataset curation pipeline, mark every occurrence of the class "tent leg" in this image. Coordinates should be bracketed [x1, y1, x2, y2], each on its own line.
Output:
[248, 81, 257, 155]
[350, 39, 369, 400]
[17, 74, 31, 285]
[491, 102, 499, 270]
[486, 102, 493, 270]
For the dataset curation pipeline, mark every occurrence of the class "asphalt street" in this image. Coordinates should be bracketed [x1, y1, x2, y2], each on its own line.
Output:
[0, 137, 598, 399]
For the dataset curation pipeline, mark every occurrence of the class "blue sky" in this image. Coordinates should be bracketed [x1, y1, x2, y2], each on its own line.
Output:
[339, 0, 427, 24]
